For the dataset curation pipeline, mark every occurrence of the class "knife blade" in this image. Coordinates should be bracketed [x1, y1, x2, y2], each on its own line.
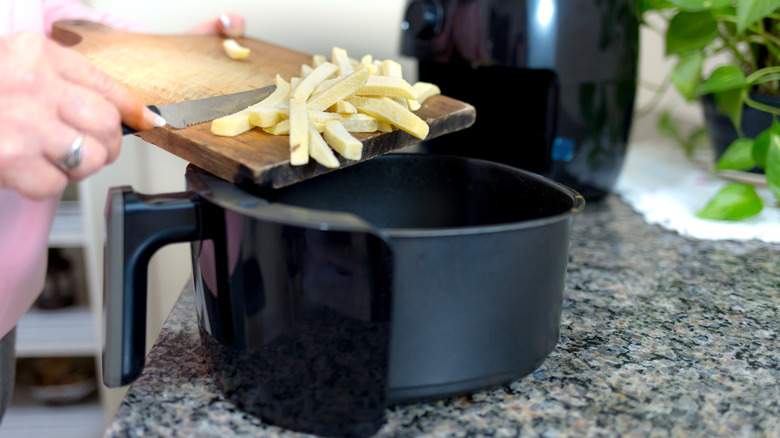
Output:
[122, 84, 276, 134]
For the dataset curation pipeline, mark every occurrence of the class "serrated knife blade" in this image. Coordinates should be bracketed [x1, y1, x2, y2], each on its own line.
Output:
[122, 84, 276, 134]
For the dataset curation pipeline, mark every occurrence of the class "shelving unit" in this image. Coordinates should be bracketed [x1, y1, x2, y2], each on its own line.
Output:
[0, 387, 105, 438]
[1, 182, 106, 438]
[15, 307, 97, 358]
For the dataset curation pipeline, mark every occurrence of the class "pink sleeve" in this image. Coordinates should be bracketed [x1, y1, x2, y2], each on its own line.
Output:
[0, 192, 59, 338]
[42, 0, 147, 36]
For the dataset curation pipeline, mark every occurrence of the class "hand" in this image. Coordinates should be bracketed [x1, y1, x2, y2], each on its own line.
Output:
[0, 32, 163, 200]
[188, 13, 246, 37]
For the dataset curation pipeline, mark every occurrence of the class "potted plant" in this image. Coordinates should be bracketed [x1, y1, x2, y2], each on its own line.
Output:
[641, 0, 780, 220]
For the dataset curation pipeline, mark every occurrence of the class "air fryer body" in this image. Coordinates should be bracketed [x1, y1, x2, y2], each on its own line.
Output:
[401, 0, 639, 199]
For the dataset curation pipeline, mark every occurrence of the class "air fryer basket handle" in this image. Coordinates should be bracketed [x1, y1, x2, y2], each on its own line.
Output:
[103, 186, 200, 387]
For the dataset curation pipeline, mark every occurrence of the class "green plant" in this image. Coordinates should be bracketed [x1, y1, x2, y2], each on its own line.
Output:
[641, 0, 780, 220]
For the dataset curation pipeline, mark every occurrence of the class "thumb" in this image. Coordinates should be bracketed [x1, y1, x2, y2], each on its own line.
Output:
[217, 13, 245, 38]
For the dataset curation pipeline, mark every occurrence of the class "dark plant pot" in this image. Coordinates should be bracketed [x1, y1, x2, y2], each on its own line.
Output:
[701, 93, 780, 174]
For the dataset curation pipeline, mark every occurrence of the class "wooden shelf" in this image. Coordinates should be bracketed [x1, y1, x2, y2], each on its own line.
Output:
[0, 385, 104, 438]
[15, 307, 97, 358]
[49, 201, 85, 247]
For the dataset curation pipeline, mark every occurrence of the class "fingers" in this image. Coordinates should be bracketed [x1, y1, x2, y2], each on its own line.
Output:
[51, 48, 164, 132]
[188, 13, 245, 37]
[56, 82, 122, 163]
[0, 162, 68, 201]
[219, 13, 246, 38]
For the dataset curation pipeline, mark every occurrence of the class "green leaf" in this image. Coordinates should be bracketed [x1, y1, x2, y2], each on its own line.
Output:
[716, 138, 756, 170]
[698, 66, 748, 94]
[696, 183, 764, 221]
[657, 110, 675, 135]
[665, 11, 719, 55]
[642, 0, 679, 12]
[671, 53, 704, 100]
[667, 0, 732, 11]
[752, 119, 780, 167]
[713, 88, 745, 130]
[752, 127, 771, 167]
[736, 0, 780, 34]
[766, 130, 780, 200]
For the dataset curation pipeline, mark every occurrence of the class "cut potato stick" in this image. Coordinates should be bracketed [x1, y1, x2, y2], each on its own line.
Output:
[307, 111, 342, 124]
[356, 75, 418, 99]
[346, 96, 429, 139]
[308, 125, 340, 168]
[211, 46, 440, 169]
[332, 46, 354, 75]
[339, 113, 382, 132]
[292, 62, 338, 101]
[211, 75, 291, 136]
[263, 119, 289, 135]
[306, 69, 369, 111]
[380, 59, 403, 77]
[223, 39, 250, 60]
[413, 81, 442, 103]
[406, 98, 421, 112]
[312, 54, 327, 67]
[288, 98, 309, 165]
[329, 100, 357, 114]
[378, 60, 411, 109]
[323, 120, 362, 160]
[312, 77, 341, 95]
[248, 105, 285, 128]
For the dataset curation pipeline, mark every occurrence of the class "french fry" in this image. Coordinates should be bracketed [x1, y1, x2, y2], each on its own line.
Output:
[265, 75, 293, 105]
[211, 75, 290, 136]
[329, 100, 357, 114]
[308, 125, 341, 168]
[332, 46, 354, 75]
[289, 98, 309, 165]
[345, 96, 429, 139]
[379, 59, 403, 77]
[307, 111, 343, 124]
[340, 113, 382, 132]
[413, 81, 442, 103]
[211, 109, 253, 137]
[312, 77, 341, 95]
[306, 69, 369, 111]
[312, 54, 328, 67]
[356, 75, 418, 100]
[263, 119, 289, 135]
[248, 105, 285, 128]
[323, 120, 362, 160]
[223, 39, 250, 60]
[292, 62, 338, 101]
[211, 46, 440, 168]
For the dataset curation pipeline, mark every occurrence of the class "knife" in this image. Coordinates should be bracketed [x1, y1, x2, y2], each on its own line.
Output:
[122, 84, 276, 134]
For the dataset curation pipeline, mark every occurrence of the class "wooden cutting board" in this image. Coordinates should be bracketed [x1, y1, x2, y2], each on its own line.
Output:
[52, 20, 476, 188]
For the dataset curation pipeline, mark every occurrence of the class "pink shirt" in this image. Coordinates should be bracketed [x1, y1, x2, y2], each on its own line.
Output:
[0, 0, 145, 338]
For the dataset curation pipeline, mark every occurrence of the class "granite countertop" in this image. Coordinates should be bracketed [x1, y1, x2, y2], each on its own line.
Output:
[105, 196, 780, 438]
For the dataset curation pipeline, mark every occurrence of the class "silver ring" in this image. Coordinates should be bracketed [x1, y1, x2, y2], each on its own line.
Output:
[58, 132, 84, 172]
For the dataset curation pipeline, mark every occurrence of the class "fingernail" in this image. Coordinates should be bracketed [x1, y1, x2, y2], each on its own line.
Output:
[219, 13, 232, 30]
[154, 115, 167, 128]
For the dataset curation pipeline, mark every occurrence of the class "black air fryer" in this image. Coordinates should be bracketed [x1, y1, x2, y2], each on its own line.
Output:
[401, 0, 639, 199]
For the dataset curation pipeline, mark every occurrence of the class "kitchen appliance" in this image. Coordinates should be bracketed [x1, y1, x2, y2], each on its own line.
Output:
[400, 0, 639, 199]
[103, 154, 583, 437]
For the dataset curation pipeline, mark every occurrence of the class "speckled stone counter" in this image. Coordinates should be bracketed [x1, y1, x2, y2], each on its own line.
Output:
[105, 196, 780, 438]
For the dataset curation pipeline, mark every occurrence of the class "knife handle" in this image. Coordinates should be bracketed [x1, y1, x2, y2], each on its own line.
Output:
[121, 105, 161, 135]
